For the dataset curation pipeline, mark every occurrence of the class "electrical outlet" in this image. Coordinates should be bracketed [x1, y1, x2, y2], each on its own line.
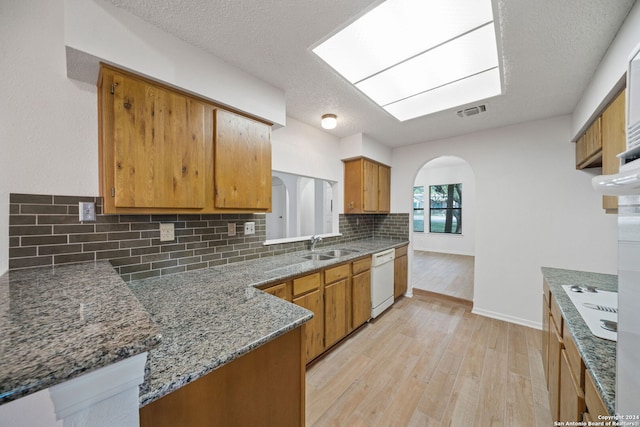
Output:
[78, 202, 96, 222]
[244, 222, 255, 235]
[228, 222, 236, 236]
[159, 223, 175, 242]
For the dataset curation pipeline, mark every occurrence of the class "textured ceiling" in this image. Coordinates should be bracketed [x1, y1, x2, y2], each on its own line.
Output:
[105, 0, 636, 147]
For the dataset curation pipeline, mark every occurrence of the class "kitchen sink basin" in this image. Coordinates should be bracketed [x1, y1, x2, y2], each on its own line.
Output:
[300, 253, 335, 261]
[321, 249, 359, 257]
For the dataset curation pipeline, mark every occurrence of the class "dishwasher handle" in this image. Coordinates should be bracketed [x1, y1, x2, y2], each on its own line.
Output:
[371, 248, 396, 266]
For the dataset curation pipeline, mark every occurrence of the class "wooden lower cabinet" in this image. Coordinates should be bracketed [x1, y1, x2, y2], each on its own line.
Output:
[548, 320, 563, 420]
[394, 245, 408, 298]
[294, 287, 324, 363]
[324, 278, 349, 348]
[139, 327, 304, 427]
[260, 255, 373, 364]
[560, 349, 585, 422]
[352, 269, 371, 330]
[543, 279, 610, 422]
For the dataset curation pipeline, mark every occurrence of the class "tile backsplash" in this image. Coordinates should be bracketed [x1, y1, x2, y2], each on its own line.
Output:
[8, 193, 409, 281]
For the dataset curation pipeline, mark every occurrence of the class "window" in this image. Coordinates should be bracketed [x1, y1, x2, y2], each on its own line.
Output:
[429, 184, 462, 234]
[413, 186, 425, 232]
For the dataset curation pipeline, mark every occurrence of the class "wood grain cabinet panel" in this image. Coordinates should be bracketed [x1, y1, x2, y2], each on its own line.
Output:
[343, 157, 391, 214]
[99, 64, 273, 214]
[262, 282, 290, 301]
[548, 319, 563, 421]
[559, 349, 585, 422]
[601, 89, 626, 212]
[324, 278, 349, 348]
[294, 288, 324, 363]
[101, 66, 207, 211]
[352, 269, 371, 330]
[542, 293, 550, 388]
[214, 109, 271, 210]
[576, 118, 602, 169]
[394, 245, 408, 298]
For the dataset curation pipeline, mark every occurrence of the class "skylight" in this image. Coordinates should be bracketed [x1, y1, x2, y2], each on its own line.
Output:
[312, 0, 502, 121]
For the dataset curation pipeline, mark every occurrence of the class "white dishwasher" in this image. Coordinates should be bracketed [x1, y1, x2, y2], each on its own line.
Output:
[370, 248, 396, 318]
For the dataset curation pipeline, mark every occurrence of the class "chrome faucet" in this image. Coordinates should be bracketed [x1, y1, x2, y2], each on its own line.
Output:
[310, 235, 322, 251]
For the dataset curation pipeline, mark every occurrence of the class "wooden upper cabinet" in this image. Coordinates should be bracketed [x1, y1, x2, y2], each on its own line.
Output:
[344, 157, 391, 214]
[98, 64, 272, 214]
[601, 89, 626, 213]
[214, 109, 271, 210]
[100, 66, 208, 212]
[576, 118, 602, 169]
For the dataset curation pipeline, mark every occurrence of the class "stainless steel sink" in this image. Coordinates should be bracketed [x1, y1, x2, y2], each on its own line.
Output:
[321, 249, 359, 257]
[300, 253, 335, 261]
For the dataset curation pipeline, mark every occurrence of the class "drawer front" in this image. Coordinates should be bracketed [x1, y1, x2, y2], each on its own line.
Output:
[563, 323, 585, 390]
[585, 369, 609, 417]
[293, 273, 321, 297]
[550, 294, 563, 336]
[352, 257, 371, 275]
[263, 282, 290, 301]
[325, 264, 350, 284]
[395, 245, 408, 257]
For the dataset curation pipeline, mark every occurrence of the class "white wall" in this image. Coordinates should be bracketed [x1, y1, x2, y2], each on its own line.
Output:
[64, 0, 286, 126]
[0, 0, 100, 276]
[392, 115, 618, 328]
[412, 159, 476, 256]
[572, 1, 640, 139]
[339, 132, 392, 166]
[0, 0, 306, 276]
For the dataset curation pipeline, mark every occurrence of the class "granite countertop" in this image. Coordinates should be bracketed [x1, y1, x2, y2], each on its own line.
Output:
[0, 261, 161, 404]
[129, 237, 408, 407]
[541, 267, 617, 415]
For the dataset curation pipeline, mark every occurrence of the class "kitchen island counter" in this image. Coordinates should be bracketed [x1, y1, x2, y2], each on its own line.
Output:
[130, 237, 408, 406]
[541, 267, 617, 415]
[0, 261, 161, 405]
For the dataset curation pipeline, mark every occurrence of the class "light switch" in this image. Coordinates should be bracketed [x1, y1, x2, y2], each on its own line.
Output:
[228, 222, 236, 237]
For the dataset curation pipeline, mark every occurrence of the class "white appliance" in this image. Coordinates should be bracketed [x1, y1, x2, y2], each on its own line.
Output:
[592, 41, 640, 415]
[370, 248, 395, 318]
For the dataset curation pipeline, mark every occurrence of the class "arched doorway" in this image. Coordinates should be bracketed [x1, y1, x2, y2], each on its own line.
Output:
[411, 156, 475, 302]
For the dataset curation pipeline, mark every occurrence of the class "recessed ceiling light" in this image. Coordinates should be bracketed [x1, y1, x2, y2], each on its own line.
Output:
[312, 0, 502, 121]
[321, 114, 337, 129]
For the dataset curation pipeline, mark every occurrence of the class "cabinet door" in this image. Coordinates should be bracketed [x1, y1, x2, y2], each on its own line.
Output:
[214, 109, 271, 210]
[576, 118, 602, 169]
[542, 294, 550, 388]
[378, 165, 391, 212]
[548, 320, 563, 421]
[602, 89, 626, 212]
[344, 159, 363, 213]
[294, 289, 324, 363]
[394, 255, 408, 298]
[352, 270, 371, 329]
[559, 349, 586, 422]
[105, 69, 206, 209]
[324, 279, 349, 348]
[363, 160, 379, 212]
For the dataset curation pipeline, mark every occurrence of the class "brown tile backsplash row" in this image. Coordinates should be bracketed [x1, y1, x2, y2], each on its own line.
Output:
[8, 193, 410, 280]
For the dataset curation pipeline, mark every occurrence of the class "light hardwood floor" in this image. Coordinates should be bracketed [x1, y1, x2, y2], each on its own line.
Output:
[412, 251, 474, 301]
[306, 294, 551, 427]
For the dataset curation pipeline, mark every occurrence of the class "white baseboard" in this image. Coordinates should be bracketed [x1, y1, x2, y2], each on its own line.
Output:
[471, 307, 542, 330]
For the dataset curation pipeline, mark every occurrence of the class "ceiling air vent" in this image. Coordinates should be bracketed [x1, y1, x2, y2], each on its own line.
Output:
[456, 104, 487, 118]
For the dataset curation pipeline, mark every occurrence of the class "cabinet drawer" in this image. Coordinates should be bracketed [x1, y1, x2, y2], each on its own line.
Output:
[550, 294, 563, 336]
[352, 257, 371, 275]
[585, 369, 609, 417]
[262, 282, 290, 301]
[395, 245, 408, 257]
[293, 273, 320, 297]
[563, 323, 585, 390]
[324, 264, 350, 285]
